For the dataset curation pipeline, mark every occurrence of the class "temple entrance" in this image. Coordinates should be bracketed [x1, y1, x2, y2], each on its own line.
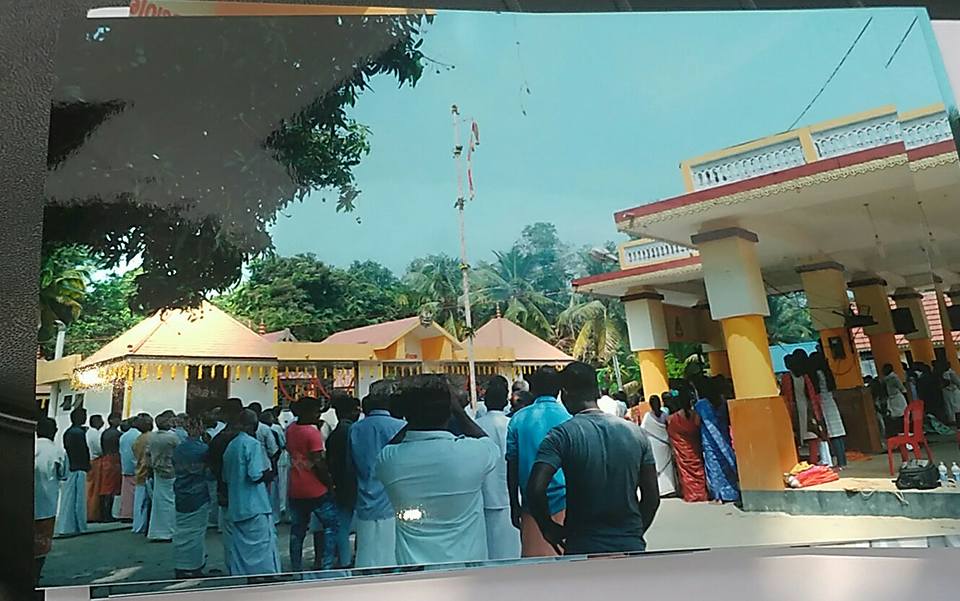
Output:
[186, 365, 228, 416]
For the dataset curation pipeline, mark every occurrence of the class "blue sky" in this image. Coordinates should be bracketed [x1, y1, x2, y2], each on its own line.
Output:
[270, 8, 950, 274]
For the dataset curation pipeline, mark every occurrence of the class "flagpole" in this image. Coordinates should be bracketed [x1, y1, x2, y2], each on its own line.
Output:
[452, 104, 478, 410]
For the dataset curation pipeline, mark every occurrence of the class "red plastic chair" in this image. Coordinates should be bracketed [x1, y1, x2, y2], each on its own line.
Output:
[887, 400, 934, 475]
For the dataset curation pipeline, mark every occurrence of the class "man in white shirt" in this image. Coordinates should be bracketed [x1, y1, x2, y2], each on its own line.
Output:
[597, 390, 627, 418]
[377, 374, 498, 565]
[475, 376, 521, 560]
[85, 414, 105, 522]
[35, 417, 67, 585]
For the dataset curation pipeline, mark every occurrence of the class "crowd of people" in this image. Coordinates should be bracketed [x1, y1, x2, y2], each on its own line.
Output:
[34, 362, 665, 583]
[865, 359, 960, 436]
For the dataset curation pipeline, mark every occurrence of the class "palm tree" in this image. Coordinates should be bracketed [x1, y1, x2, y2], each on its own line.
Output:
[557, 295, 625, 365]
[402, 253, 465, 337]
[474, 248, 559, 339]
[38, 246, 92, 347]
[766, 292, 817, 344]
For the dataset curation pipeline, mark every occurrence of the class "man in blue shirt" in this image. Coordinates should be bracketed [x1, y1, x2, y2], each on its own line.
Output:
[348, 380, 405, 568]
[221, 410, 279, 576]
[119, 415, 144, 522]
[172, 417, 211, 579]
[506, 366, 571, 557]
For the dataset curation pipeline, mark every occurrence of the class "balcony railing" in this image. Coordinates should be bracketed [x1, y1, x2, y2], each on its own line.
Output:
[684, 106, 954, 192]
[619, 239, 698, 270]
[810, 113, 901, 159]
[690, 139, 806, 191]
[901, 111, 953, 149]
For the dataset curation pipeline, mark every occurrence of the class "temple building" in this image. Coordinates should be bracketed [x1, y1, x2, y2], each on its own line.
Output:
[573, 103, 960, 510]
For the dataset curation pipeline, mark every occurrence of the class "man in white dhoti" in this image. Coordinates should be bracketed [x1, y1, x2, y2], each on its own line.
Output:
[222, 410, 280, 576]
[132, 414, 155, 534]
[173, 417, 211, 578]
[476, 376, 521, 560]
[56, 407, 90, 536]
[35, 417, 66, 585]
[148, 412, 180, 541]
[639, 395, 678, 497]
[264, 410, 288, 523]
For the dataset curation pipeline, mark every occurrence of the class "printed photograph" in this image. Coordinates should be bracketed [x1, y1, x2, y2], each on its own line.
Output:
[35, 5, 960, 591]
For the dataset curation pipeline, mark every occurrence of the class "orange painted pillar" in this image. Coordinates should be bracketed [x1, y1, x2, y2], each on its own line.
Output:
[692, 227, 797, 493]
[892, 287, 936, 366]
[720, 315, 779, 398]
[797, 262, 863, 389]
[637, 349, 670, 398]
[940, 284, 960, 373]
[849, 277, 904, 379]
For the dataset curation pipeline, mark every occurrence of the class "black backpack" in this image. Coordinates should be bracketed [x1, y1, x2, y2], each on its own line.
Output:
[894, 460, 940, 490]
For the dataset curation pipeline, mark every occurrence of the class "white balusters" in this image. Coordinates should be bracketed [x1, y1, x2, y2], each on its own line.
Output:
[901, 112, 952, 149]
[811, 113, 900, 159]
[619, 240, 698, 269]
[690, 138, 806, 191]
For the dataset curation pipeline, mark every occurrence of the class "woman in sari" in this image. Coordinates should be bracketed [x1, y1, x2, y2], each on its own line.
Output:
[692, 378, 740, 503]
[640, 395, 677, 497]
[665, 388, 708, 502]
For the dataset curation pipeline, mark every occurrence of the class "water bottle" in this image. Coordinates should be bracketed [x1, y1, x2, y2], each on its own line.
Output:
[938, 462, 949, 485]
[951, 462, 960, 486]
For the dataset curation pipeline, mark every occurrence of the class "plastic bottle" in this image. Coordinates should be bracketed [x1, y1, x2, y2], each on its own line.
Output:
[951, 462, 960, 487]
[938, 462, 949, 485]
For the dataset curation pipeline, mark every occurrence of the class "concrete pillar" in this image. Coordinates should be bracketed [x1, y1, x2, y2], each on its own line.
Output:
[691, 227, 797, 492]
[797, 262, 863, 389]
[696, 302, 730, 378]
[797, 262, 879, 453]
[935, 282, 960, 372]
[622, 289, 670, 398]
[848, 277, 904, 380]
[891, 287, 936, 365]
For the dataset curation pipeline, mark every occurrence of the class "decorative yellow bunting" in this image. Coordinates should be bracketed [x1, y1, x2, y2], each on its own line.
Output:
[284, 366, 290, 379]
[247, 365, 253, 380]
[259, 366, 265, 379]
[172, 364, 179, 380]
[198, 365, 204, 380]
[156, 364, 163, 380]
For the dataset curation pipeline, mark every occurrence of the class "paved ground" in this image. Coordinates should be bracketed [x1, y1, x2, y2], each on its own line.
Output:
[41, 499, 960, 588]
[841, 436, 960, 479]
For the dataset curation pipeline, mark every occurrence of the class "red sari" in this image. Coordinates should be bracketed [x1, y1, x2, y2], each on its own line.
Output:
[666, 409, 708, 502]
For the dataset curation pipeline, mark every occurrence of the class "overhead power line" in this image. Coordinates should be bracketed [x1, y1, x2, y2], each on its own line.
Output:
[788, 17, 873, 130]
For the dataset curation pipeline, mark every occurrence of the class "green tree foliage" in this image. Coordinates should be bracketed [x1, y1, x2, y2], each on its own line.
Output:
[514, 223, 572, 308]
[61, 270, 143, 358]
[557, 297, 624, 365]
[402, 254, 465, 337]
[38, 245, 94, 347]
[474, 248, 560, 339]
[44, 15, 430, 312]
[766, 292, 817, 344]
[215, 254, 411, 341]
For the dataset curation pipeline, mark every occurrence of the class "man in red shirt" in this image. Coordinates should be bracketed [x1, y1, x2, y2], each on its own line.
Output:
[285, 396, 339, 571]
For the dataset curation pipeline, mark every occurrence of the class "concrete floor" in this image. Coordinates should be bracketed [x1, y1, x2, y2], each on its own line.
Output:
[840, 436, 960, 480]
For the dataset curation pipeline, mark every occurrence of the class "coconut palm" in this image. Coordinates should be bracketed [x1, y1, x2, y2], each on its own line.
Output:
[474, 248, 559, 339]
[557, 295, 625, 365]
[38, 246, 92, 346]
[402, 253, 465, 337]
